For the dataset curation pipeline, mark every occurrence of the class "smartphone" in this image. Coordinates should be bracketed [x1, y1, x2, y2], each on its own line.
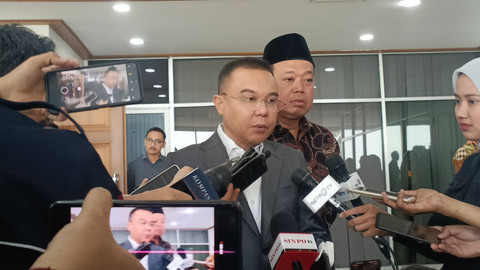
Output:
[375, 213, 440, 244]
[45, 61, 143, 112]
[348, 187, 416, 203]
[130, 165, 180, 195]
[50, 200, 242, 269]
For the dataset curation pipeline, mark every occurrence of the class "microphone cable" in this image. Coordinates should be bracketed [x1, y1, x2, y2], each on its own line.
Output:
[372, 235, 398, 270]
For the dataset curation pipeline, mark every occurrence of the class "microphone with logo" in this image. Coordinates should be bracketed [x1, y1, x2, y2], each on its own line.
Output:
[290, 168, 357, 220]
[169, 149, 271, 200]
[297, 160, 398, 270]
[325, 154, 365, 207]
[268, 212, 319, 270]
[325, 154, 395, 261]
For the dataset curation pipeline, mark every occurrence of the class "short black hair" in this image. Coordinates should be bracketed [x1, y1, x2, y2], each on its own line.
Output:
[151, 207, 164, 214]
[0, 24, 56, 76]
[128, 207, 153, 221]
[217, 57, 273, 94]
[105, 66, 118, 74]
[146, 127, 166, 141]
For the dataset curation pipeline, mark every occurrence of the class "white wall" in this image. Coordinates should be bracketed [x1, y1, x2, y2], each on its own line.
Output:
[25, 24, 85, 64]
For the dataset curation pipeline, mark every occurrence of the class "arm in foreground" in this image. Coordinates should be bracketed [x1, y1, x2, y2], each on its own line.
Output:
[339, 204, 392, 237]
[381, 189, 480, 229]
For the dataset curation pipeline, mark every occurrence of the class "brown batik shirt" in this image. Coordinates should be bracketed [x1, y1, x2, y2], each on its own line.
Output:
[268, 116, 340, 225]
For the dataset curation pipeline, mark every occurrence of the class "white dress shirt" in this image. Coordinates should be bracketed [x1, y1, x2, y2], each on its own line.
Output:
[128, 235, 149, 269]
[217, 123, 263, 232]
[102, 83, 114, 103]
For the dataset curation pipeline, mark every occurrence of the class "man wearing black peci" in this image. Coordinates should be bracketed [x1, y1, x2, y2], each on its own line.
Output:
[166, 57, 330, 270]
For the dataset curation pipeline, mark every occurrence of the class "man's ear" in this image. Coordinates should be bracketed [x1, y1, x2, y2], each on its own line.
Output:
[213, 94, 224, 116]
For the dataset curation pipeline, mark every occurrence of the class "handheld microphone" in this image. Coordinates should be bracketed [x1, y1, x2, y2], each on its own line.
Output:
[131, 242, 151, 260]
[268, 212, 319, 270]
[170, 148, 271, 198]
[325, 155, 397, 269]
[290, 168, 359, 220]
[325, 154, 364, 207]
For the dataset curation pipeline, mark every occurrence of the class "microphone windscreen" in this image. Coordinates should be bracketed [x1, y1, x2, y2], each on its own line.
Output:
[290, 168, 308, 186]
[270, 212, 300, 240]
[177, 247, 187, 259]
[325, 154, 350, 182]
[325, 154, 344, 172]
[264, 150, 272, 159]
[204, 164, 231, 196]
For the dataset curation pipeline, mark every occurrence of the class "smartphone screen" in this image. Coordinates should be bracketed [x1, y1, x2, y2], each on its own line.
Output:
[375, 213, 440, 244]
[50, 200, 242, 270]
[45, 62, 143, 112]
[130, 165, 180, 195]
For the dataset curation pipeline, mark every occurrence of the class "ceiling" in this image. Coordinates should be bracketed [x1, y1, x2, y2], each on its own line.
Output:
[1, 0, 480, 59]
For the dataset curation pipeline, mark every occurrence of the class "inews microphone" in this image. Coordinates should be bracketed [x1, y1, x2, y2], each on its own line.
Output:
[290, 168, 359, 220]
[325, 154, 364, 207]
[268, 212, 319, 270]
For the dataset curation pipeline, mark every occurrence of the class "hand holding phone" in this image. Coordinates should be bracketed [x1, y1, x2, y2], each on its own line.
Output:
[130, 165, 181, 195]
[45, 62, 143, 112]
[348, 187, 416, 203]
[375, 213, 440, 244]
[49, 200, 242, 269]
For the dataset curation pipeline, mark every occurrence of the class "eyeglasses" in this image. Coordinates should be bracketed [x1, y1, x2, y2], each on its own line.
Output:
[222, 94, 286, 112]
[145, 138, 164, 146]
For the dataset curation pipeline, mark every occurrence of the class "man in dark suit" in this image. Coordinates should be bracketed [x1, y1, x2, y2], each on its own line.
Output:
[88, 66, 124, 105]
[120, 208, 169, 270]
[166, 58, 330, 270]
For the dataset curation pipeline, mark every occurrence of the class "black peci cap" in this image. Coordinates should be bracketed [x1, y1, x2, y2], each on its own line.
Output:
[151, 207, 164, 214]
[263, 33, 315, 68]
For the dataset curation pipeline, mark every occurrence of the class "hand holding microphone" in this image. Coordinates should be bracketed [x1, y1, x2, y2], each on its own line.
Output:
[325, 154, 398, 269]
[169, 148, 271, 200]
[291, 166, 396, 268]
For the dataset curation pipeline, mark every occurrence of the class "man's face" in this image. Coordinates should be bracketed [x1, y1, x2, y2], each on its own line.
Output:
[103, 71, 119, 89]
[144, 131, 165, 156]
[214, 67, 278, 150]
[127, 209, 154, 244]
[151, 213, 166, 237]
[272, 60, 314, 121]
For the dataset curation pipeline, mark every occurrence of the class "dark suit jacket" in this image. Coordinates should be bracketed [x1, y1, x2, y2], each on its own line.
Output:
[166, 132, 330, 270]
[86, 81, 124, 104]
[120, 240, 168, 270]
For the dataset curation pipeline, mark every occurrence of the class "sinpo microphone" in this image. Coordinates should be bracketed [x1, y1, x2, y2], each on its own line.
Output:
[268, 212, 319, 270]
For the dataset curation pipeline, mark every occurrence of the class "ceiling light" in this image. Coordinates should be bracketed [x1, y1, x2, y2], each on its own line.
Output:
[153, 84, 162, 88]
[130, 38, 144, 45]
[170, 222, 178, 226]
[398, 0, 421, 7]
[325, 67, 335, 72]
[113, 4, 130, 12]
[183, 208, 195, 214]
[360, 34, 374, 41]
[158, 94, 166, 98]
[145, 68, 155, 73]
